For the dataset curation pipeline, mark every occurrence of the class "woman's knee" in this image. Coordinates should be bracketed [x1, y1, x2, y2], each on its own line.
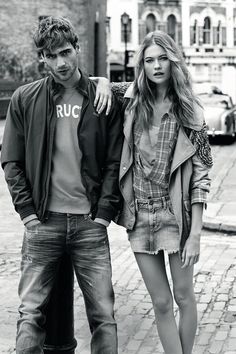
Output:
[173, 285, 195, 309]
[152, 295, 173, 316]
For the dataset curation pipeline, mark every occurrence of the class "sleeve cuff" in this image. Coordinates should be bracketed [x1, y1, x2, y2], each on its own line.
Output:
[94, 218, 110, 227]
[22, 214, 38, 225]
[191, 189, 208, 204]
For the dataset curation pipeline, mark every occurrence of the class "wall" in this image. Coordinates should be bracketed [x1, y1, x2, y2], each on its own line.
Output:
[0, 0, 107, 81]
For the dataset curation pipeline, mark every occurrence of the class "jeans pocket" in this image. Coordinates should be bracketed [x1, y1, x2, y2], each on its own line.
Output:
[24, 222, 44, 241]
[85, 215, 106, 228]
[90, 220, 106, 228]
[25, 222, 41, 231]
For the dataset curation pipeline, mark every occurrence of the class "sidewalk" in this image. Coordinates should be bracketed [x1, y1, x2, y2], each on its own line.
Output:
[1, 187, 236, 354]
[203, 141, 236, 233]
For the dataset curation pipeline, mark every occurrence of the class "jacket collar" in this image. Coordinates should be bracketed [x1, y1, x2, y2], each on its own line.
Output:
[170, 127, 196, 176]
[48, 70, 89, 98]
[124, 82, 203, 131]
[124, 82, 135, 99]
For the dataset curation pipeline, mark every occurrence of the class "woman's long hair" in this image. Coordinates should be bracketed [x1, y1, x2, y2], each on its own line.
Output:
[127, 30, 201, 129]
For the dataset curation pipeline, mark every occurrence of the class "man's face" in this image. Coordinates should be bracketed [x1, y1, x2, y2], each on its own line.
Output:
[42, 42, 79, 84]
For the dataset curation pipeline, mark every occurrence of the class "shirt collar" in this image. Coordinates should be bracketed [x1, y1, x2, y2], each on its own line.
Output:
[48, 70, 89, 98]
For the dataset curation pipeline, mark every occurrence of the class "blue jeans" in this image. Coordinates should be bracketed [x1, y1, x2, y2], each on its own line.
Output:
[16, 212, 117, 354]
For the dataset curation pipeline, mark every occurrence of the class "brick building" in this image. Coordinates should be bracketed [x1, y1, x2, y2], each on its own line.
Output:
[0, 0, 107, 82]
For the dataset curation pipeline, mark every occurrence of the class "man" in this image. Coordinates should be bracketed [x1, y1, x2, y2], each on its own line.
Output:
[1, 16, 122, 354]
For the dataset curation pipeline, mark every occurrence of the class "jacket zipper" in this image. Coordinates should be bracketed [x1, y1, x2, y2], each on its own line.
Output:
[40, 97, 58, 221]
[77, 95, 91, 203]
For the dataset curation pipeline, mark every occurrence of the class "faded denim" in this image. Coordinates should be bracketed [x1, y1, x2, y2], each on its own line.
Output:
[128, 197, 180, 255]
[16, 212, 117, 354]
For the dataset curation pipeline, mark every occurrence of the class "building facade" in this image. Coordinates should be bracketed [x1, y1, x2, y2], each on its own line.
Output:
[0, 0, 107, 82]
[107, 0, 236, 101]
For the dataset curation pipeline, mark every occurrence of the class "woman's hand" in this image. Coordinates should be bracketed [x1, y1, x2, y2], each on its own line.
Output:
[181, 233, 200, 268]
[93, 77, 112, 115]
[181, 202, 203, 268]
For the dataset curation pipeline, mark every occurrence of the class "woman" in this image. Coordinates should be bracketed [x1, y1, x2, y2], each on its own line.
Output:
[109, 30, 213, 354]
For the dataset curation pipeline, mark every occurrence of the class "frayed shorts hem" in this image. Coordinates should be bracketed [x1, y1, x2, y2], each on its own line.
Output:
[132, 247, 180, 255]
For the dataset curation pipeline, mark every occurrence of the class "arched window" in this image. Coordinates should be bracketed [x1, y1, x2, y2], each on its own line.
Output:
[167, 14, 176, 41]
[193, 20, 197, 44]
[203, 17, 211, 44]
[190, 19, 198, 45]
[213, 20, 222, 45]
[216, 21, 221, 44]
[145, 13, 156, 33]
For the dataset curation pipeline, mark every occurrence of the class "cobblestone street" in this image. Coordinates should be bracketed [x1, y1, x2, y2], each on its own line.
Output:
[0, 163, 236, 354]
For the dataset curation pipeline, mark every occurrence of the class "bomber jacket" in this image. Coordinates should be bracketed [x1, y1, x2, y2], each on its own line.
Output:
[112, 83, 213, 250]
[1, 72, 123, 223]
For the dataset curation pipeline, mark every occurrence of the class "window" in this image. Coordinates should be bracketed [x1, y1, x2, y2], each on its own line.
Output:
[190, 20, 198, 45]
[203, 17, 211, 44]
[145, 13, 156, 33]
[213, 21, 222, 45]
[216, 21, 221, 44]
[167, 15, 177, 41]
[234, 28, 236, 46]
[222, 27, 226, 46]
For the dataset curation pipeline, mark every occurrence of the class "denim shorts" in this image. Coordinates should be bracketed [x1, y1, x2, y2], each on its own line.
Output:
[127, 196, 180, 255]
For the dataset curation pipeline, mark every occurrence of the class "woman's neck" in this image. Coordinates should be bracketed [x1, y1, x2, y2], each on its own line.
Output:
[153, 85, 169, 104]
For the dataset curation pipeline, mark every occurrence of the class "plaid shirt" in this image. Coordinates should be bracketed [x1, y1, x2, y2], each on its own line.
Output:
[133, 112, 178, 199]
[133, 112, 208, 204]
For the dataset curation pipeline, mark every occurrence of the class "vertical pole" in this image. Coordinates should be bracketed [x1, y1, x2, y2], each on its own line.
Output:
[124, 23, 128, 81]
[43, 253, 77, 354]
[94, 11, 99, 76]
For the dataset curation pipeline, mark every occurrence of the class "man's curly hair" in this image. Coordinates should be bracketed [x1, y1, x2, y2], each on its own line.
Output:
[33, 16, 79, 54]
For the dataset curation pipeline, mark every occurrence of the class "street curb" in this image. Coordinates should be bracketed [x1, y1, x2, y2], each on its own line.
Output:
[203, 220, 236, 234]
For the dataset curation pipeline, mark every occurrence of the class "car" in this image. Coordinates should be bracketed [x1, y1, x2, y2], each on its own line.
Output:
[199, 92, 236, 138]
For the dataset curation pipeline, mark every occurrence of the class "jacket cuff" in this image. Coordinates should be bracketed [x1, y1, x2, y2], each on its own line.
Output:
[16, 204, 36, 221]
[95, 206, 115, 222]
[94, 218, 110, 227]
[22, 214, 38, 225]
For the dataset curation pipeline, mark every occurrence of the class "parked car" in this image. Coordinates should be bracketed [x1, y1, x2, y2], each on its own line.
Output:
[199, 92, 236, 138]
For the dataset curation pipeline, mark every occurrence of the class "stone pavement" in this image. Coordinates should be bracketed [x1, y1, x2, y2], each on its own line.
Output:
[203, 140, 236, 233]
[0, 157, 236, 354]
[0, 132, 236, 353]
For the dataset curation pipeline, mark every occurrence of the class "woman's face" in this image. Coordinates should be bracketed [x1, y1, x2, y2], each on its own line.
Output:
[143, 44, 171, 86]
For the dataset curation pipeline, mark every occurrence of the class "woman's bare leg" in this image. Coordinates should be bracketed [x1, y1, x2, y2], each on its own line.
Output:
[169, 253, 197, 354]
[135, 251, 183, 354]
